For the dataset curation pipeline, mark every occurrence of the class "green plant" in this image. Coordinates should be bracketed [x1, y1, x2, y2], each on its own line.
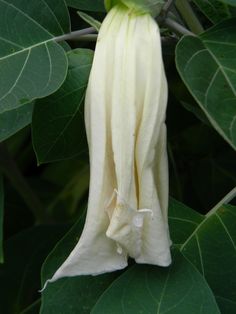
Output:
[0, 1, 236, 313]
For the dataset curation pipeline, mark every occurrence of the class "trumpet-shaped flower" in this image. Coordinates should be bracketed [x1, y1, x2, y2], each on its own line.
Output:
[45, 2, 171, 285]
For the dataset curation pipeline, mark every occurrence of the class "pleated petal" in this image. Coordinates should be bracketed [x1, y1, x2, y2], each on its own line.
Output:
[47, 4, 171, 285]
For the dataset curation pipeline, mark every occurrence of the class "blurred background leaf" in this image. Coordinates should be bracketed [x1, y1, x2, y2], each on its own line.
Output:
[0, 225, 69, 314]
[218, 0, 236, 6]
[193, 0, 231, 24]
[0, 175, 3, 263]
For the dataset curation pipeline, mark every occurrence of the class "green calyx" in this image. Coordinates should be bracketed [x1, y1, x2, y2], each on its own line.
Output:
[104, 0, 165, 17]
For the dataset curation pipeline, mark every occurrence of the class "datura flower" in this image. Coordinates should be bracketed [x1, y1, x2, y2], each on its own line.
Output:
[45, 1, 171, 286]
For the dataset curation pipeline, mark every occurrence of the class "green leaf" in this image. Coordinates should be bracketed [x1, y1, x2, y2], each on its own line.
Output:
[193, 0, 231, 24]
[181, 202, 236, 313]
[176, 18, 236, 150]
[40, 213, 121, 314]
[0, 102, 33, 142]
[45, 161, 89, 220]
[0, 175, 3, 263]
[78, 11, 101, 31]
[91, 251, 220, 314]
[218, 0, 236, 6]
[32, 49, 93, 164]
[66, 0, 105, 11]
[0, 0, 70, 114]
[0, 225, 69, 314]
[169, 198, 204, 245]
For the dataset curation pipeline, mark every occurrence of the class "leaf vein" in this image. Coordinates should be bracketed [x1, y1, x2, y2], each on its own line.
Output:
[0, 49, 31, 102]
[216, 213, 236, 251]
[0, 0, 53, 37]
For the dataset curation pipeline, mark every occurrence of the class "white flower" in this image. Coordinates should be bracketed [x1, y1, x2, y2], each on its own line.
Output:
[45, 2, 171, 285]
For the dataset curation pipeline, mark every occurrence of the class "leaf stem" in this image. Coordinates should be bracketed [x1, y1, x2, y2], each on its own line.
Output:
[206, 187, 236, 218]
[181, 187, 236, 250]
[175, 0, 204, 34]
[19, 298, 41, 314]
[162, 0, 175, 19]
[55, 27, 96, 42]
[164, 17, 195, 36]
[0, 143, 45, 224]
[74, 34, 98, 42]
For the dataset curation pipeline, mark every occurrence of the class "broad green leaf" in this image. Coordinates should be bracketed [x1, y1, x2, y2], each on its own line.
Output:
[66, 0, 105, 11]
[40, 213, 121, 314]
[181, 202, 236, 313]
[0, 175, 3, 263]
[176, 18, 236, 150]
[91, 251, 220, 314]
[193, 0, 231, 23]
[0, 225, 69, 314]
[0, 0, 70, 114]
[169, 198, 204, 245]
[32, 48, 93, 164]
[0, 102, 33, 142]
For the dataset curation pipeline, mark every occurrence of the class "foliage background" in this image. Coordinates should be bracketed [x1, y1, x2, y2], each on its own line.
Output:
[0, 0, 236, 313]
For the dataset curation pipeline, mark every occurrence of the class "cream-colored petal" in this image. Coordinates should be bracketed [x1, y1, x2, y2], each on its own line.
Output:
[47, 4, 171, 285]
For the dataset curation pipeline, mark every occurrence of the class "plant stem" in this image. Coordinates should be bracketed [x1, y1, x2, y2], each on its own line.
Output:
[175, 0, 204, 34]
[55, 27, 96, 42]
[162, 0, 175, 18]
[164, 17, 194, 36]
[0, 143, 45, 224]
[206, 187, 236, 218]
[73, 34, 98, 42]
